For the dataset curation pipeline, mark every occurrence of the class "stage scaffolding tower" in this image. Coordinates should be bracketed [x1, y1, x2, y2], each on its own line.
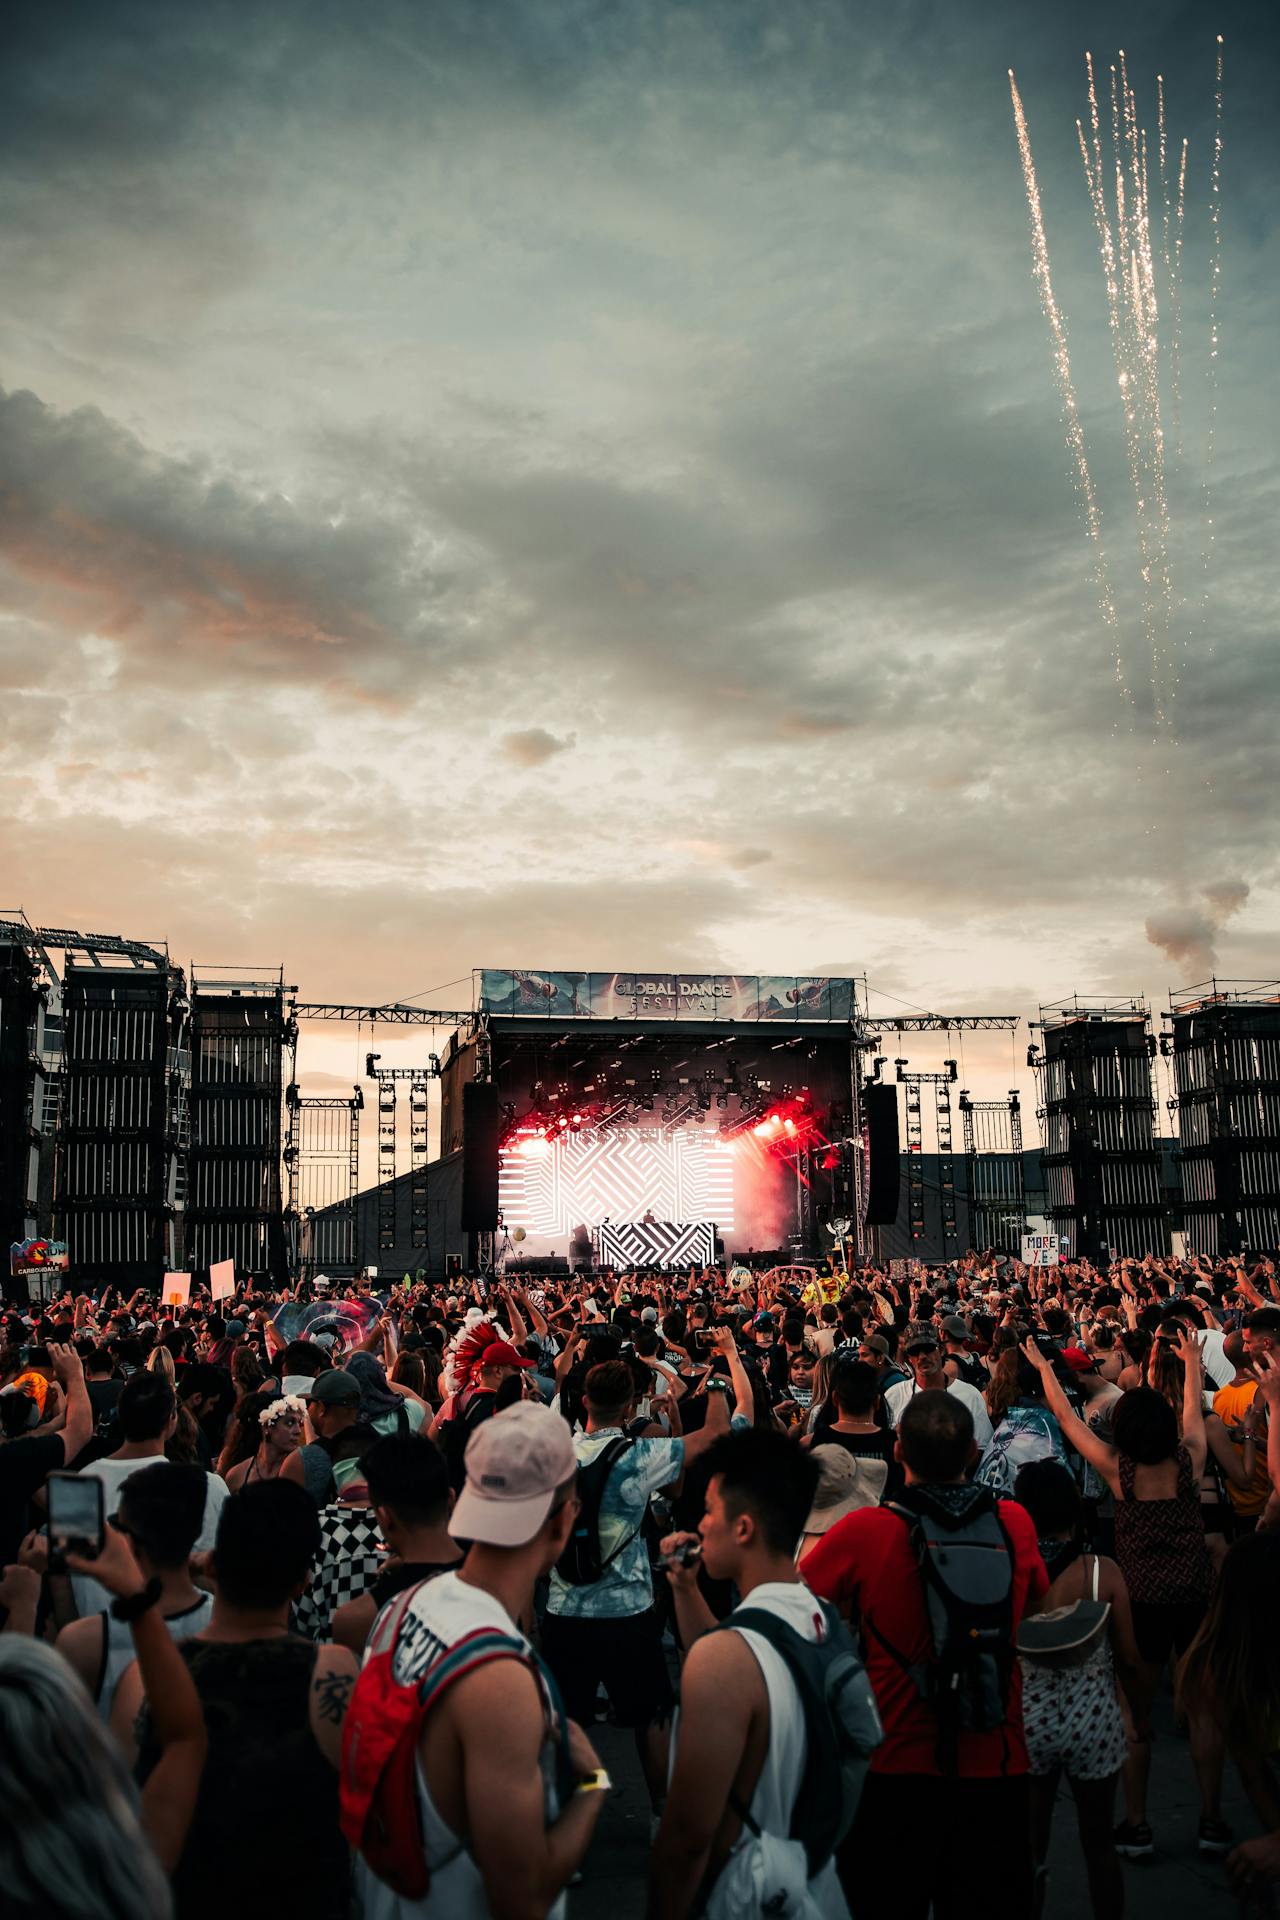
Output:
[960, 1089, 1027, 1252]
[1167, 980, 1280, 1256]
[935, 1071, 958, 1246]
[894, 1059, 958, 1247]
[289, 1090, 362, 1277]
[0, 923, 47, 1267]
[186, 969, 292, 1280]
[410, 1070, 429, 1248]
[1031, 997, 1168, 1262]
[55, 949, 187, 1289]
[366, 1053, 441, 1258]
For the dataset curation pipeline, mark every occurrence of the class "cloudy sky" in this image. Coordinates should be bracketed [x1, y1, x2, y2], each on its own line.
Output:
[1, 0, 1276, 1119]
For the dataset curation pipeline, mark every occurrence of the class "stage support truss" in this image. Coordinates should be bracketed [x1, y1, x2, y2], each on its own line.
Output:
[366, 1054, 441, 1257]
[960, 1089, 1028, 1253]
[895, 1059, 959, 1248]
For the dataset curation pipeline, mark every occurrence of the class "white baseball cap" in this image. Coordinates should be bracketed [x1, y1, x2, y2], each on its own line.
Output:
[449, 1401, 577, 1548]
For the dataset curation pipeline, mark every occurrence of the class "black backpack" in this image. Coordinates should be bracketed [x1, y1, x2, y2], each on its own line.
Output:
[554, 1437, 636, 1586]
[437, 1390, 496, 1494]
[718, 1600, 882, 1875]
[868, 1488, 1015, 1771]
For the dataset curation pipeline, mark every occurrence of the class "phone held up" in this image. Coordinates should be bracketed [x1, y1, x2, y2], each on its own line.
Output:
[46, 1471, 105, 1565]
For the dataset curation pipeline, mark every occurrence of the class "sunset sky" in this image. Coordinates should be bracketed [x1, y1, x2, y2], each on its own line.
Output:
[2, 0, 1276, 1127]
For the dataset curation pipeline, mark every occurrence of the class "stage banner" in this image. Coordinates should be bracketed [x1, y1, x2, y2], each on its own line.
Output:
[478, 971, 856, 1023]
[9, 1238, 70, 1277]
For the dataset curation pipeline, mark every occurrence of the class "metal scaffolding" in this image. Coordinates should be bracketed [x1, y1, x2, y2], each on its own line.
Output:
[366, 1052, 442, 1256]
[1031, 998, 1168, 1261]
[1167, 980, 1280, 1255]
[55, 954, 187, 1286]
[960, 1089, 1028, 1252]
[289, 1089, 362, 1275]
[894, 1060, 958, 1247]
[185, 971, 291, 1278]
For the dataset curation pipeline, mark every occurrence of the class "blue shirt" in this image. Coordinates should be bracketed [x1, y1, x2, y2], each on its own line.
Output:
[546, 1427, 684, 1620]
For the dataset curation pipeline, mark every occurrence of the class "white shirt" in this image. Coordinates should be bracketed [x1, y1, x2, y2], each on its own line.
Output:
[884, 1375, 994, 1451]
[70, 1456, 227, 1618]
[1196, 1329, 1234, 1390]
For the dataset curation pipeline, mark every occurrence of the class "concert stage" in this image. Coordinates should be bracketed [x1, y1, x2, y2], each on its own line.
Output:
[437, 971, 864, 1271]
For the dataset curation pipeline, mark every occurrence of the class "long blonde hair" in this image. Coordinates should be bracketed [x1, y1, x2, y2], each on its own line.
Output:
[0, 1637, 171, 1918]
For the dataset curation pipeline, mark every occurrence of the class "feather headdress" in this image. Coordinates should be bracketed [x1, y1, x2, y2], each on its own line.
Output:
[441, 1311, 513, 1397]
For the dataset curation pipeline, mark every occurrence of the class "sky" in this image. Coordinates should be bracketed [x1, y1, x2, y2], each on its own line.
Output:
[1, 0, 1277, 1132]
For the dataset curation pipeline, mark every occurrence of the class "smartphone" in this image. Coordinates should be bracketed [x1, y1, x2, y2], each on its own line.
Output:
[47, 1472, 105, 1560]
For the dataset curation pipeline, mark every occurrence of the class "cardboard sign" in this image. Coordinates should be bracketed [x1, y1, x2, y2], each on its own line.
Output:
[209, 1259, 236, 1301]
[163, 1271, 191, 1307]
[1021, 1233, 1060, 1270]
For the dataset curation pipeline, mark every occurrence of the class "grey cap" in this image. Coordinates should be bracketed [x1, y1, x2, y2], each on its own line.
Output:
[306, 1368, 361, 1407]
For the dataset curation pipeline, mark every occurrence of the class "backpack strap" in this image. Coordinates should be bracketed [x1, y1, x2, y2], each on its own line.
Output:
[715, 1601, 845, 1876]
[415, 1626, 534, 1714]
[575, 1436, 638, 1573]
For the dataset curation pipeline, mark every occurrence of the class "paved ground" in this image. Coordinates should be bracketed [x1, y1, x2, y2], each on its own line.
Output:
[572, 1692, 1257, 1918]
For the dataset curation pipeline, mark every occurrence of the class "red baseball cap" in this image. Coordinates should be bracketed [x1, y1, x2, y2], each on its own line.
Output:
[480, 1340, 534, 1371]
[1061, 1346, 1096, 1374]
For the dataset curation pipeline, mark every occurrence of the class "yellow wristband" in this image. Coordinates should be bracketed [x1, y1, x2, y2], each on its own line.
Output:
[574, 1769, 613, 1797]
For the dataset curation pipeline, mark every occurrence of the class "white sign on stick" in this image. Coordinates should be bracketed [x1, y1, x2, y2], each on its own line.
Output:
[163, 1271, 191, 1307]
[210, 1259, 236, 1301]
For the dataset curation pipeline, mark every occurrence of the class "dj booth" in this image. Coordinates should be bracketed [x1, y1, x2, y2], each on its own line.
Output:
[597, 1220, 715, 1269]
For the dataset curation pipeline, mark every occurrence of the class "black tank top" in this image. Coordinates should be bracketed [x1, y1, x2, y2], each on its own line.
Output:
[136, 1637, 349, 1919]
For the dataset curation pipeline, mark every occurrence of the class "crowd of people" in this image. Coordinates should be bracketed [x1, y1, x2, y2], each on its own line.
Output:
[1, 1245, 1279, 1918]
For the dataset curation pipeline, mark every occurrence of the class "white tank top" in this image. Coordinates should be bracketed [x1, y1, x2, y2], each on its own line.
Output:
[358, 1572, 566, 1920]
[717, 1582, 851, 1920]
[95, 1592, 214, 1723]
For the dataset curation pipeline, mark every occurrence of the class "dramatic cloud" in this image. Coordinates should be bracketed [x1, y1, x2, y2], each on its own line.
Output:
[0, 0, 1277, 1116]
[501, 728, 576, 767]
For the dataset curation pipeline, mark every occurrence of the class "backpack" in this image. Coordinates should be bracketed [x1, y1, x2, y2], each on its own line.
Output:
[339, 1582, 560, 1898]
[869, 1489, 1015, 1771]
[554, 1436, 637, 1586]
[974, 1405, 1065, 1499]
[436, 1390, 495, 1494]
[718, 1598, 882, 1878]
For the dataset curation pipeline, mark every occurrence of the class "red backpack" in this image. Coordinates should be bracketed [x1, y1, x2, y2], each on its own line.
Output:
[339, 1582, 535, 1898]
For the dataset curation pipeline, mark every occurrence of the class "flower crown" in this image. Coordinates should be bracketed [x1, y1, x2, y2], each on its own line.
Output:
[260, 1393, 307, 1431]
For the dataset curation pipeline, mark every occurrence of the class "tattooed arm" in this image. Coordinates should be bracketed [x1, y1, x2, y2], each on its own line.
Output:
[308, 1643, 360, 1768]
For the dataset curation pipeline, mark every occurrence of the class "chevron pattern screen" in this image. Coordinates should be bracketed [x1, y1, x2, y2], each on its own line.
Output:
[598, 1220, 716, 1268]
[499, 1129, 735, 1238]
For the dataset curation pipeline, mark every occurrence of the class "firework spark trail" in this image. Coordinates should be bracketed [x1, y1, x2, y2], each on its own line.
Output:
[1202, 36, 1225, 655]
[1116, 55, 1179, 728]
[1077, 74, 1146, 695]
[1009, 70, 1127, 701]
[1110, 67, 1129, 275]
[1105, 57, 1169, 726]
[1135, 94, 1177, 721]
[1161, 76, 1187, 456]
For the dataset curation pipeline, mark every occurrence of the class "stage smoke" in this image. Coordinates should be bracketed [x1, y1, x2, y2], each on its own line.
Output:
[1145, 878, 1248, 975]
